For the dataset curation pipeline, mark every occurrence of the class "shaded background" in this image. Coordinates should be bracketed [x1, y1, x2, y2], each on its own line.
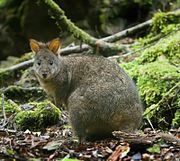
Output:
[0, 0, 179, 60]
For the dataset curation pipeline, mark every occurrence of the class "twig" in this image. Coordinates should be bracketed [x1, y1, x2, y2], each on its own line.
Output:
[60, 44, 90, 55]
[1, 86, 43, 94]
[0, 93, 7, 128]
[0, 94, 17, 133]
[0, 128, 17, 134]
[146, 116, 156, 132]
[1, 93, 6, 121]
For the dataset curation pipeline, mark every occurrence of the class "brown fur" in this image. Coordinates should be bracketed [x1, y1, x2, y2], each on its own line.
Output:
[30, 38, 143, 141]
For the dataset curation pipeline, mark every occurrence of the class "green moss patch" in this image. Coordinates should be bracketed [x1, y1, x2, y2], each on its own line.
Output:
[137, 30, 180, 65]
[0, 96, 20, 114]
[151, 11, 180, 34]
[0, 69, 16, 88]
[15, 101, 61, 130]
[121, 14, 180, 129]
[122, 61, 179, 130]
[15, 52, 33, 64]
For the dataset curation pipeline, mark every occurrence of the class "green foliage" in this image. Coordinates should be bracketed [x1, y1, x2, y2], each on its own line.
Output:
[137, 61, 178, 105]
[0, 96, 20, 113]
[15, 101, 61, 130]
[123, 61, 179, 129]
[147, 144, 161, 154]
[172, 110, 180, 128]
[59, 159, 80, 161]
[15, 52, 33, 63]
[121, 16, 180, 129]
[0, 0, 6, 7]
[0, 69, 15, 88]
[133, 11, 180, 56]
[137, 30, 180, 65]
[151, 11, 180, 34]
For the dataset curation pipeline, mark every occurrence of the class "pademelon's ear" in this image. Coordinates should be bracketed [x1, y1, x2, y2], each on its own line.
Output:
[29, 39, 40, 53]
[48, 38, 61, 54]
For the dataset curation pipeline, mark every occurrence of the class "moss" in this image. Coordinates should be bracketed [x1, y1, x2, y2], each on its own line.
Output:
[15, 52, 33, 64]
[151, 11, 180, 34]
[0, 96, 20, 113]
[0, 69, 16, 88]
[123, 60, 179, 104]
[15, 101, 61, 130]
[132, 11, 180, 58]
[122, 60, 179, 129]
[137, 30, 180, 65]
[121, 22, 180, 129]
[172, 109, 180, 128]
[3, 85, 45, 103]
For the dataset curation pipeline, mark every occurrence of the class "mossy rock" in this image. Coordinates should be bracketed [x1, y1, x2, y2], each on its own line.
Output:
[0, 96, 20, 114]
[15, 101, 61, 130]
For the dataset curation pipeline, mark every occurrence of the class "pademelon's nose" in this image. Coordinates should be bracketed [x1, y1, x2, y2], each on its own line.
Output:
[42, 73, 47, 78]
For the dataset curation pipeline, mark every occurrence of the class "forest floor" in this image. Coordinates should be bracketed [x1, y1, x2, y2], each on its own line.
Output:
[0, 111, 179, 161]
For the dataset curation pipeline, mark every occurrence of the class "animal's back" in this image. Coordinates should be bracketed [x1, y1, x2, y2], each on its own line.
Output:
[63, 55, 143, 140]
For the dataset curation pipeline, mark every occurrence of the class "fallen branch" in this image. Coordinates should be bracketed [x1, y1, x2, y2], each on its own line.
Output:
[101, 20, 152, 42]
[113, 131, 180, 146]
[40, 0, 128, 55]
[60, 44, 90, 55]
[102, 9, 179, 42]
[3, 59, 34, 72]
[108, 29, 179, 60]
[1, 86, 43, 94]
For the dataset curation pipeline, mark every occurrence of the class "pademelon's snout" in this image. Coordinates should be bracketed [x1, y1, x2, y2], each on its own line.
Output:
[42, 73, 48, 79]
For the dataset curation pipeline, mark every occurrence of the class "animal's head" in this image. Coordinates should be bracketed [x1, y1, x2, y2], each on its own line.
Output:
[29, 38, 61, 80]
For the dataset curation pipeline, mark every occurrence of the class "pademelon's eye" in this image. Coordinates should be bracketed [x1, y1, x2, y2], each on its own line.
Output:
[49, 61, 53, 65]
[37, 62, 41, 66]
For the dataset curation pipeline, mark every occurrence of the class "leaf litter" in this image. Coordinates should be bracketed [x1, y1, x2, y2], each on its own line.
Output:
[0, 111, 179, 160]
